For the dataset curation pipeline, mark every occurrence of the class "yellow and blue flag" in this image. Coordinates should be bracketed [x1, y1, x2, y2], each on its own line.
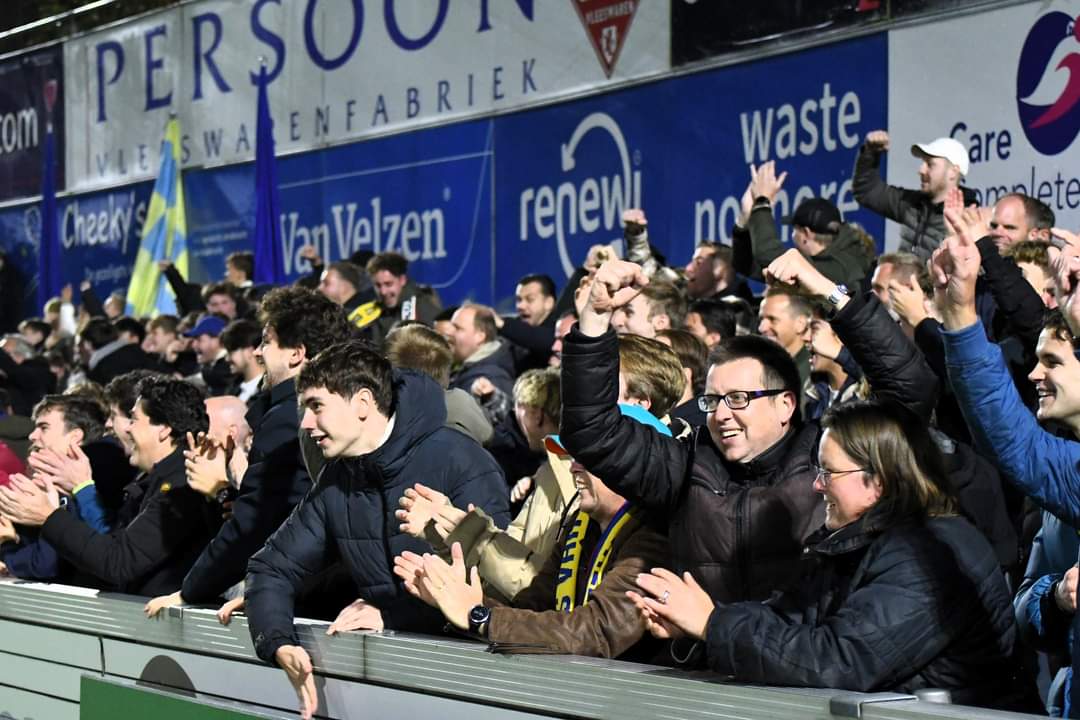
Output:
[125, 117, 188, 317]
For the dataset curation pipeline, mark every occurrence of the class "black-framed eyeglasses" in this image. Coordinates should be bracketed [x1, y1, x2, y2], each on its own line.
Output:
[697, 388, 787, 412]
[812, 465, 869, 487]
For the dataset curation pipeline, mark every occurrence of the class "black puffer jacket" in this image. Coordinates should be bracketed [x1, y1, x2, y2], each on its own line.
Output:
[560, 327, 821, 603]
[245, 370, 509, 663]
[560, 294, 937, 604]
[704, 514, 1023, 709]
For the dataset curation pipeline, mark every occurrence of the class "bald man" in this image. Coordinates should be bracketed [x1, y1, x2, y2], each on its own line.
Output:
[205, 396, 253, 488]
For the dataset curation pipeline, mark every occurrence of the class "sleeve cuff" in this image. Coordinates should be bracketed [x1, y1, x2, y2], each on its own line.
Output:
[72, 480, 95, 495]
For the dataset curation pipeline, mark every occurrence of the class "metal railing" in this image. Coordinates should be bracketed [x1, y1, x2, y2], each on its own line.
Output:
[0, 579, 1046, 720]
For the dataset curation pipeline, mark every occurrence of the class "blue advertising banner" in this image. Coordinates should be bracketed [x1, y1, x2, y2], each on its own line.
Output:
[494, 34, 888, 300]
[0, 180, 151, 314]
[1, 33, 885, 318]
[0, 45, 64, 202]
[187, 118, 494, 303]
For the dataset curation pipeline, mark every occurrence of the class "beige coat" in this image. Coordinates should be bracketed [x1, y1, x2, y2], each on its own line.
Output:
[435, 449, 577, 602]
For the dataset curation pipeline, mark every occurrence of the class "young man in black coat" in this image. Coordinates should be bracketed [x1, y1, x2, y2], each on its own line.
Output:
[144, 287, 353, 619]
[0, 377, 220, 595]
[245, 339, 508, 720]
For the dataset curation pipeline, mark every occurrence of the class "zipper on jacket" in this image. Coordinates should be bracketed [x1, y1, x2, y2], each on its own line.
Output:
[736, 490, 750, 599]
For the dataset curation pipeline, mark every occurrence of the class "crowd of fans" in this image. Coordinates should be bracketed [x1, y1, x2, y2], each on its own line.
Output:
[0, 127, 1077, 719]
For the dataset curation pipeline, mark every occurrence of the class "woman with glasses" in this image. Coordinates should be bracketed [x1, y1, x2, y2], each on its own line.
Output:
[629, 399, 1029, 709]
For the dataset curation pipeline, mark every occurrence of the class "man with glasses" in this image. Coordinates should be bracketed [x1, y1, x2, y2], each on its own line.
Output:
[559, 253, 937, 664]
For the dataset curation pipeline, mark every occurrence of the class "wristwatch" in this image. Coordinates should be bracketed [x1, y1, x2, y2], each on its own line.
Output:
[826, 283, 850, 307]
[468, 605, 491, 637]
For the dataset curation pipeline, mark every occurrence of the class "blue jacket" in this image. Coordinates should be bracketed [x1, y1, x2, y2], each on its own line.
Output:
[943, 321, 1080, 526]
[943, 321, 1080, 715]
[245, 370, 509, 663]
[1014, 511, 1079, 715]
[1, 482, 111, 581]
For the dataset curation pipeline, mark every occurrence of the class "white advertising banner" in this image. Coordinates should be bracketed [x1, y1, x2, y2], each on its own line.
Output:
[64, 0, 669, 191]
[887, 0, 1080, 249]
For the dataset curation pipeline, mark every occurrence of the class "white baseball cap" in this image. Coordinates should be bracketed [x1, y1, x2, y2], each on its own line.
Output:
[910, 138, 969, 176]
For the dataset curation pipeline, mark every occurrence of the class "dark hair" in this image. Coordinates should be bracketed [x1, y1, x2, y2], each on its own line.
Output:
[385, 325, 454, 388]
[297, 339, 394, 415]
[821, 399, 956, 528]
[104, 369, 163, 418]
[687, 299, 737, 340]
[135, 376, 209, 442]
[221, 319, 262, 353]
[325, 261, 364, 292]
[226, 251, 254, 280]
[434, 306, 458, 323]
[259, 287, 353, 358]
[112, 316, 146, 344]
[657, 329, 709, 396]
[18, 319, 52, 342]
[80, 317, 119, 350]
[709, 335, 802, 418]
[518, 274, 556, 299]
[201, 281, 241, 305]
[365, 251, 408, 278]
[1043, 309, 1080, 349]
[32, 394, 107, 443]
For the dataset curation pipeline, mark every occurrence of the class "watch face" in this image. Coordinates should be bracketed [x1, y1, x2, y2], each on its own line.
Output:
[469, 605, 491, 624]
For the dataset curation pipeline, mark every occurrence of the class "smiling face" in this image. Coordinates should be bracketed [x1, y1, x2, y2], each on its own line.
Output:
[990, 196, 1031, 252]
[107, 403, 134, 456]
[704, 358, 795, 464]
[29, 408, 82, 456]
[1028, 329, 1080, 427]
[299, 386, 379, 459]
[372, 270, 408, 309]
[126, 398, 172, 472]
[570, 459, 625, 522]
[814, 430, 882, 531]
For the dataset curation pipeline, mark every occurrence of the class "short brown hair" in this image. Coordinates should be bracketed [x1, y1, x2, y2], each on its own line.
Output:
[147, 314, 179, 335]
[1005, 240, 1050, 271]
[385, 324, 454, 388]
[366, 252, 408, 278]
[763, 284, 815, 319]
[641, 281, 687, 329]
[618, 334, 684, 418]
[297, 339, 394, 415]
[33, 393, 107, 443]
[878, 252, 933, 296]
[657, 329, 708, 396]
[513, 368, 561, 423]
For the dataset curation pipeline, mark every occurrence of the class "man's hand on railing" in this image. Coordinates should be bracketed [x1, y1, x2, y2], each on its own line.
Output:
[144, 590, 184, 619]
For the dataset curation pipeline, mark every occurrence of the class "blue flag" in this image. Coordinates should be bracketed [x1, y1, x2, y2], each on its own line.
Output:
[36, 108, 61, 315]
[126, 118, 188, 318]
[253, 66, 285, 285]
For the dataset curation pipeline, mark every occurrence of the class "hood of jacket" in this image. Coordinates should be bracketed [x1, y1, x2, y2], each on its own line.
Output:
[340, 369, 448, 484]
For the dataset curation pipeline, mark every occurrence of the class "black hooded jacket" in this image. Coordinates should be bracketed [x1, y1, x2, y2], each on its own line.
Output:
[245, 370, 509, 663]
[705, 514, 1022, 709]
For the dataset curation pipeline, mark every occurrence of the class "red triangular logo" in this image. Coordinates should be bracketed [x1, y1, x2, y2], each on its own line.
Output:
[572, 0, 640, 78]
